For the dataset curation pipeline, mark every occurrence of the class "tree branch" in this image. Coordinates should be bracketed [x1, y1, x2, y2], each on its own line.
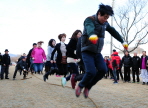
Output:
[114, 16, 125, 39]
[129, 33, 148, 53]
[133, 12, 148, 25]
[112, 43, 123, 52]
[128, 23, 148, 45]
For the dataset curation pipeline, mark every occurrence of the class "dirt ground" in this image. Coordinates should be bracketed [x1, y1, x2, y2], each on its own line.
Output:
[0, 66, 148, 108]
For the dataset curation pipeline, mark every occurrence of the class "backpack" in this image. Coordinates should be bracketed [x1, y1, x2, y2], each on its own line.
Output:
[112, 59, 117, 67]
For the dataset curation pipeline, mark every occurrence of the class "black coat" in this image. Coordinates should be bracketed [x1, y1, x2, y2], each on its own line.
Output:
[2, 54, 11, 66]
[0, 54, 2, 65]
[76, 37, 84, 65]
[67, 38, 77, 59]
[119, 60, 122, 69]
[132, 56, 140, 69]
[16, 60, 27, 69]
[122, 55, 132, 67]
[51, 43, 67, 64]
[140, 56, 148, 69]
[76, 37, 82, 59]
[18, 56, 23, 63]
[26, 48, 33, 62]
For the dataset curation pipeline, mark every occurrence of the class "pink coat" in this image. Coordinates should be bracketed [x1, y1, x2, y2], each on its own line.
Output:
[31, 47, 46, 63]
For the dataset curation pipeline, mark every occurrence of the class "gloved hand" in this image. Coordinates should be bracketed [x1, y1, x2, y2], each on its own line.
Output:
[122, 42, 128, 50]
[89, 35, 98, 44]
[23, 69, 26, 71]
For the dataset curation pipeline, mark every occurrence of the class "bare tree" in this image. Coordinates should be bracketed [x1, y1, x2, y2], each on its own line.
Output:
[112, 0, 148, 52]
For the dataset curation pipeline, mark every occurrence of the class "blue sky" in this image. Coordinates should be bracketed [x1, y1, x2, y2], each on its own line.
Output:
[0, 0, 147, 56]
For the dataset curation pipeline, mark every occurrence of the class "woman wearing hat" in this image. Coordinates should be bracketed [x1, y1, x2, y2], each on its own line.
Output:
[31, 41, 46, 74]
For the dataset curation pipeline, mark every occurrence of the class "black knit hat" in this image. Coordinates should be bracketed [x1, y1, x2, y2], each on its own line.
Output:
[33, 43, 37, 46]
[5, 49, 9, 52]
[21, 56, 27, 59]
[113, 49, 116, 52]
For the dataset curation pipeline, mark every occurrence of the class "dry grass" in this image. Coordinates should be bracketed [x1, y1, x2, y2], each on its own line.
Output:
[0, 66, 148, 108]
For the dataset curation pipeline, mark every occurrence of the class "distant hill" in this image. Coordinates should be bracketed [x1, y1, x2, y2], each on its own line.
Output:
[0, 53, 19, 57]
[9, 53, 20, 57]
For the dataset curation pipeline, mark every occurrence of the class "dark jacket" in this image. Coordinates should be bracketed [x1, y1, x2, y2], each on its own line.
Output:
[2, 54, 11, 66]
[132, 56, 140, 69]
[18, 56, 23, 63]
[67, 38, 77, 59]
[81, 14, 124, 53]
[26, 48, 33, 62]
[76, 37, 82, 59]
[16, 60, 27, 70]
[0, 54, 2, 65]
[140, 56, 148, 69]
[76, 37, 84, 65]
[122, 55, 132, 67]
[51, 43, 67, 64]
[119, 60, 123, 69]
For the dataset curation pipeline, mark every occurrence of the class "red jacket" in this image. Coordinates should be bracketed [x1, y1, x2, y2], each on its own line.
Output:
[104, 59, 109, 66]
[111, 52, 121, 69]
[108, 59, 112, 69]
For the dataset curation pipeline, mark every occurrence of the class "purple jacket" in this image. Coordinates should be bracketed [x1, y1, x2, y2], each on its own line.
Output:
[140, 56, 148, 69]
[31, 47, 46, 63]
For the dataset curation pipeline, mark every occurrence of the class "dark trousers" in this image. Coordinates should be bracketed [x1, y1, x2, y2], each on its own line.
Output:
[66, 63, 79, 81]
[132, 68, 140, 82]
[57, 64, 68, 77]
[13, 67, 22, 78]
[117, 69, 123, 80]
[124, 67, 131, 82]
[79, 52, 107, 90]
[106, 68, 109, 77]
[75, 74, 85, 81]
[45, 61, 51, 72]
[108, 68, 113, 78]
[104, 67, 109, 78]
[72, 63, 85, 81]
[45, 63, 58, 76]
[112, 68, 117, 82]
[1, 65, 9, 79]
[30, 59, 34, 72]
[45, 61, 56, 72]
